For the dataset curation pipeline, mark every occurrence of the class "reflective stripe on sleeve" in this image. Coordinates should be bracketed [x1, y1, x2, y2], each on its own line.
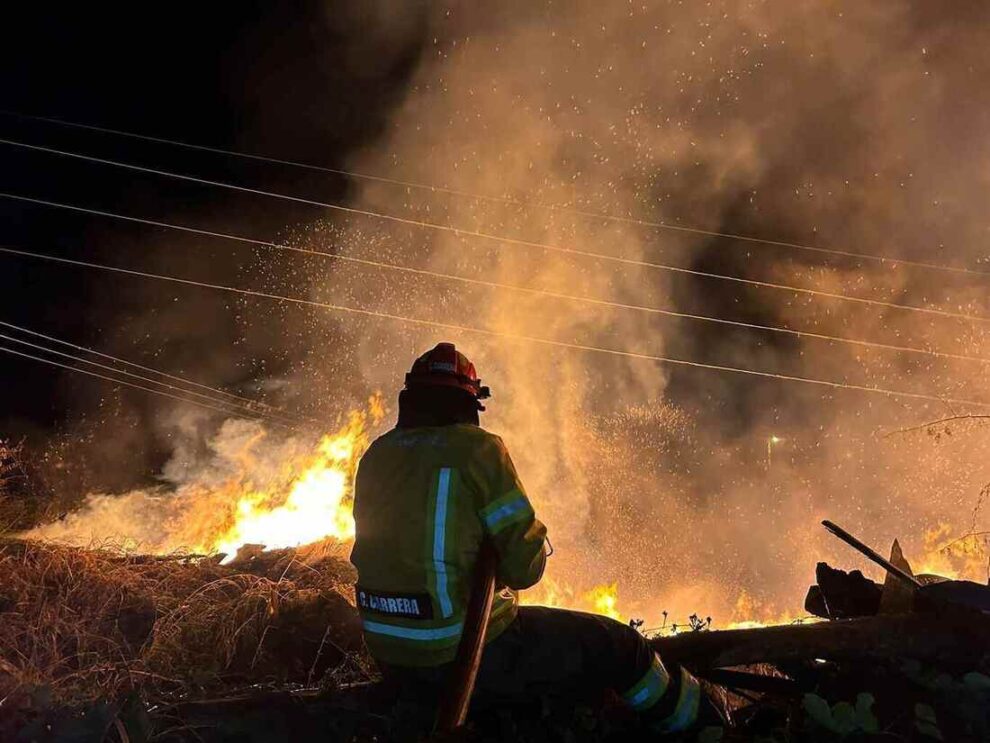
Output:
[480, 489, 533, 534]
[363, 619, 464, 642]
[654, 666, 702, 732]
[621, 654, 671, 711]
[434, 467, 454, 618]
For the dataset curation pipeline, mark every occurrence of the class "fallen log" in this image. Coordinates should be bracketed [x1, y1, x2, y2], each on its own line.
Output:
[651, 611, 990, 671]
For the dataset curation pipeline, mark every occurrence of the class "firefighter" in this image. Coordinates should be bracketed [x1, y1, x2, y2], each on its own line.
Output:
[350, 342, 708, 733]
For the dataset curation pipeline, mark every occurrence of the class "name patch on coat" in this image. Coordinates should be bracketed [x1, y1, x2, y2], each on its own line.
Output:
[356, 586, 434, 619]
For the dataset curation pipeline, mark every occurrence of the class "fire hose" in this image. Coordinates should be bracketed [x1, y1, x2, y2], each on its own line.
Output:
[433, 540, 497, 733]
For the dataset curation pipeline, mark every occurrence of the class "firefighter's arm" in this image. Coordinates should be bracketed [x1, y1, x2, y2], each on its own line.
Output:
[473, 437, 547, 590]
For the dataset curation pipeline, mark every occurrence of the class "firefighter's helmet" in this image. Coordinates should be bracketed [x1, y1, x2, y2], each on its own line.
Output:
[404, 343, 491, 402]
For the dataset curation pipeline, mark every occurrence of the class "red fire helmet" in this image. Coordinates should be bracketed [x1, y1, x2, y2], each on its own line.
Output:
[404, 342, 491, 401]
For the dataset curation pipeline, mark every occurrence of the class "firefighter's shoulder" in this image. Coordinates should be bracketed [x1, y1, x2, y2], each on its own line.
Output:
[449, 424, 508, 452]
[453, 426, 513, 469]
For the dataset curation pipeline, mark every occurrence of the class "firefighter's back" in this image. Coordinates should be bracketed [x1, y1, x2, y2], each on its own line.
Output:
[351, 423, 518, 667]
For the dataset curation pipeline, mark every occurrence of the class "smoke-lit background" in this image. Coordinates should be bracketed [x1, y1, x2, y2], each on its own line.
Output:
[3, 1, 990, 623]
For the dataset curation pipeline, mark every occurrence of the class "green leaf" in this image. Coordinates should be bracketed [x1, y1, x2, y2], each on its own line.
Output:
[803, 693, 837, 731]
[831, 701, 858, 735]
[915, 704, 944, 740]
[916, 720, 944, 740]
[915, 703, 938, 725]
[854, 692, 874, 709]
[855, 692, 879, 733]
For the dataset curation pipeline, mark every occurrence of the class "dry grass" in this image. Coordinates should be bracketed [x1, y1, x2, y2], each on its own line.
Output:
[0, 537, 369, 713]
[0, 439, 28, 530]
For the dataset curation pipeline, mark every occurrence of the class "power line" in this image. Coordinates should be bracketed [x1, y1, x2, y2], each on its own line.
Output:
[4, 192, 990, 366]
[0, 332, 306, 427]
[0, 318, 312, 422]
[4, 109, 984, 279]
[2, 244, 987, 410]
[0, 343, 297, 428]
[1, 143, 987, 326]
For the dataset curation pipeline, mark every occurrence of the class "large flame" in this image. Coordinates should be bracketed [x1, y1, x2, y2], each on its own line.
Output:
[212, 431, 358, 558]
[208, 399, 383, 560]
[24, 396, 384, 559]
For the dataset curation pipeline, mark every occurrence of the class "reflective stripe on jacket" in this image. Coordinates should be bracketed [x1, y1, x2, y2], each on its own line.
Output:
[350, 424, 547, 667]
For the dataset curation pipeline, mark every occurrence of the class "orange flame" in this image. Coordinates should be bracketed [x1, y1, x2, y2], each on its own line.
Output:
[521, 578, 623, 620]
[588, 582, 621, 621]
[718, 589, 816, 630]
[914, 523, 989, 581]
[210, 397, 382, 560]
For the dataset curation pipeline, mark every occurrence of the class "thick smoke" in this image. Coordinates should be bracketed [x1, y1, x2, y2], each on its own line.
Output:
[290, 1, 990, 620]
[29, 1, 990, 623]
[30, 418, 320, 553]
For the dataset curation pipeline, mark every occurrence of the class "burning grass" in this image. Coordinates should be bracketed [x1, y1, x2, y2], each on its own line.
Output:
[0, 537, 370, 718]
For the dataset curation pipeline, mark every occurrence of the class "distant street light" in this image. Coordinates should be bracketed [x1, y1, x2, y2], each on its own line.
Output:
[767, 435, 785, 472]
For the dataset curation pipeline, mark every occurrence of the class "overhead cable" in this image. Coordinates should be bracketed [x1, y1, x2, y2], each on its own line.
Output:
[1, 139, 986, 324]
[3, 109, 984, 278]
[0, 332, 306, 427]
[0, 318, 311, 422]
[0, 343, 297, 428]
[2, 192, 989, 364]
[2, 244, 987, 410]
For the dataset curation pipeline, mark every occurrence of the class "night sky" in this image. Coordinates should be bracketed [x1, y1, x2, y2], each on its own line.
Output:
[1, 5, 424, 437]
[0, 5, 430, 492]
